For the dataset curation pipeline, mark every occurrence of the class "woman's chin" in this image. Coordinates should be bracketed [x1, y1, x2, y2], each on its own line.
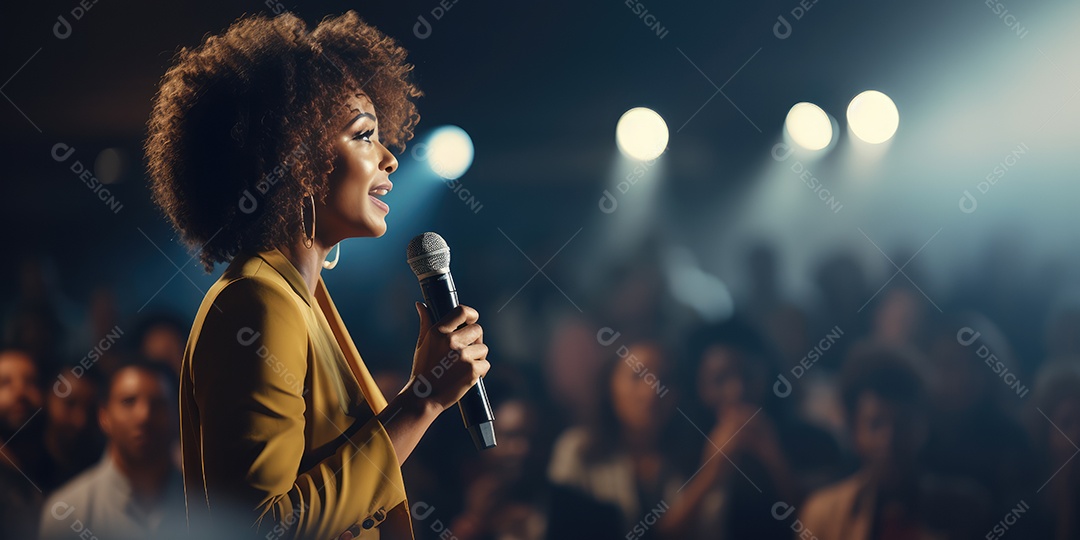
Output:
[340, 215, 387, 239]
[364, 219, 388, 238]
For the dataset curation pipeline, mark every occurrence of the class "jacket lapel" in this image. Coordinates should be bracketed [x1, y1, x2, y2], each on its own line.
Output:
[314, 277, 389, 414]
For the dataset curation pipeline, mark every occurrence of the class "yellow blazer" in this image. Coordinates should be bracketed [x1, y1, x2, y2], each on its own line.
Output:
[179, 247, 413, 540]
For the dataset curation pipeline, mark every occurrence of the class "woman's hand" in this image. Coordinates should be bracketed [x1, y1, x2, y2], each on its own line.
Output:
[407, 302, 491, 412]
[705, 403, 760, 461]
[378, 302, 491, 465]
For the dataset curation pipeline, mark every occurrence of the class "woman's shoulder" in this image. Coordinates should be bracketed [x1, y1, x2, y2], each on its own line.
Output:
[188, 266, 305, 344]
[196, 279, 293, 322]
[185, 270, 309, 376]
[202, 254, 301, 315]
[549, 426, 592, 483]
[549, 425, 606, 472]
[552, 425, 593, 455]
[801, 473, 867, 520]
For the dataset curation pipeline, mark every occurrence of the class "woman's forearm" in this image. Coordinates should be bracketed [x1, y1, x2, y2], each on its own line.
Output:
[377, 379, 444, 465]
[658, 456, 731, 538]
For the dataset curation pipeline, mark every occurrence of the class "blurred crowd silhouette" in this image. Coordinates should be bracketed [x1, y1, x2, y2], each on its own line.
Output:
[3, 235, 1080, 540]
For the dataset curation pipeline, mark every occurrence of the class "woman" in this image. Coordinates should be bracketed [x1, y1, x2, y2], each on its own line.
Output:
[547, 339, 688, 537]
[659, 319, 797, 540]
[144, 11, 490, 540]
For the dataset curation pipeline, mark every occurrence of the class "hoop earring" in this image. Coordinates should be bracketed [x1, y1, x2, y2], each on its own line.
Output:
[323, 243, 341, 270]
[302, 193, 315, 249]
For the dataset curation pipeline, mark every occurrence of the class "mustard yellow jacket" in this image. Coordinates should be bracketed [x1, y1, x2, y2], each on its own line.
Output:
[179, 248, 413, 540]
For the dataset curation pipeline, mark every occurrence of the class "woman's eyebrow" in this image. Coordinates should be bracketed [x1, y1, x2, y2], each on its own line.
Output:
[344, 111, 377, 129]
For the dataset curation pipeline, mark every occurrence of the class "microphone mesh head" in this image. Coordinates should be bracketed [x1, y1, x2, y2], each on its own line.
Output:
[406, 232, 450, 277]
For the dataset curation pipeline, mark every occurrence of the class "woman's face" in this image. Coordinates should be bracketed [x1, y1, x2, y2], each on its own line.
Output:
[318, 93, 399, 243]
[610, 343, 673, 435]
[851, 392, 926, 483]
[697, 345, 747, 413]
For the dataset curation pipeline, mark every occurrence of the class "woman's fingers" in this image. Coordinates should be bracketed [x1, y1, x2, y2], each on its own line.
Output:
[410, 303, 489, 409]
[461, 342, 489, 363]
[435, 305, 479, 334]
[449, 323, 483, 351]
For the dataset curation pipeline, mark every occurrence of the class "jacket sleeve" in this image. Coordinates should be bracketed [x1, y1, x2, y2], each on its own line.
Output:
[189, 277, 406, 539]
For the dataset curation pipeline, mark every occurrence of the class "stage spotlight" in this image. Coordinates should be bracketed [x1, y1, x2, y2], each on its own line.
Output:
[847, 90, 899, 144]
[426, 125, 474, 180]
[616, 107, 669, 161]
[784, 102, 833, 151]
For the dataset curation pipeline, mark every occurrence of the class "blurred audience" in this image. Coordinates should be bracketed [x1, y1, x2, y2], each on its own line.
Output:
[4, 235, 1080, 539]
[3, 259, 73, 373]
[41, 366, 103, 492]
[38, 360, 184, 540]
[450, 372, 622, 540]
[871, 287, 927, 350]
[0, 349, 46, 540]
[548, 340, 688, 536]
[663, 319, 797, 540]
[133, 312, 188, 378]
[1028, 361, 1080, 540]
[921, 313, 1036, 513]
[800, 343, 987, 539]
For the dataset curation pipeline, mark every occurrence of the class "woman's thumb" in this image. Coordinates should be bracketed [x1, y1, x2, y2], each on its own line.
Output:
[415, 302, 432, 347]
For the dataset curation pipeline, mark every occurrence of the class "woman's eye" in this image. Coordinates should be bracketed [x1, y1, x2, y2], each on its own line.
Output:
[353, 129, 375, 142]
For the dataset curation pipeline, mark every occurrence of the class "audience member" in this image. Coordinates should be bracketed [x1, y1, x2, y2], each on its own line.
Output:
[38, 361, 184, 540]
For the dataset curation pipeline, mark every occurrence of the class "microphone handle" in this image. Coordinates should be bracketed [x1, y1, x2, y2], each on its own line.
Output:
[419, 271, 496, 450]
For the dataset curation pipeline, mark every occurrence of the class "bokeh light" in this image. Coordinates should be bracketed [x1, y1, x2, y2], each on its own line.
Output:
[426, 125, 474, 180]
[784, 102, 833, 151]
[616, 107, 669, 161]
[847, 90, 900, 144]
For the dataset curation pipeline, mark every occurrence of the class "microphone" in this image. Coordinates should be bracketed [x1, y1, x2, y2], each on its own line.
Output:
[406, 232, 496, 450]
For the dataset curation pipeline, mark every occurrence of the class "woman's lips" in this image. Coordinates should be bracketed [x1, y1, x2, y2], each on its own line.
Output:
[369, 194, 389, 213]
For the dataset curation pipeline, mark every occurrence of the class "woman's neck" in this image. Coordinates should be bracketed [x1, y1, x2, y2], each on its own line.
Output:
[622, 427, 660, 454]
[277, 236, 333, 296]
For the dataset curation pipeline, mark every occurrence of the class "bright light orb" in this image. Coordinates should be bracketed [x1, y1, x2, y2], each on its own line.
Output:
[846, 90, 899, 144]
[784, 102, 833, 151]
[427, 126, 474, 180]
[616, 107, 669, 161]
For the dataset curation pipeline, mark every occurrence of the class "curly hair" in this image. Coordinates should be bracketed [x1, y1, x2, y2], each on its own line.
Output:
[145, 11, 422, 271]
[839, 341, 926, 422]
